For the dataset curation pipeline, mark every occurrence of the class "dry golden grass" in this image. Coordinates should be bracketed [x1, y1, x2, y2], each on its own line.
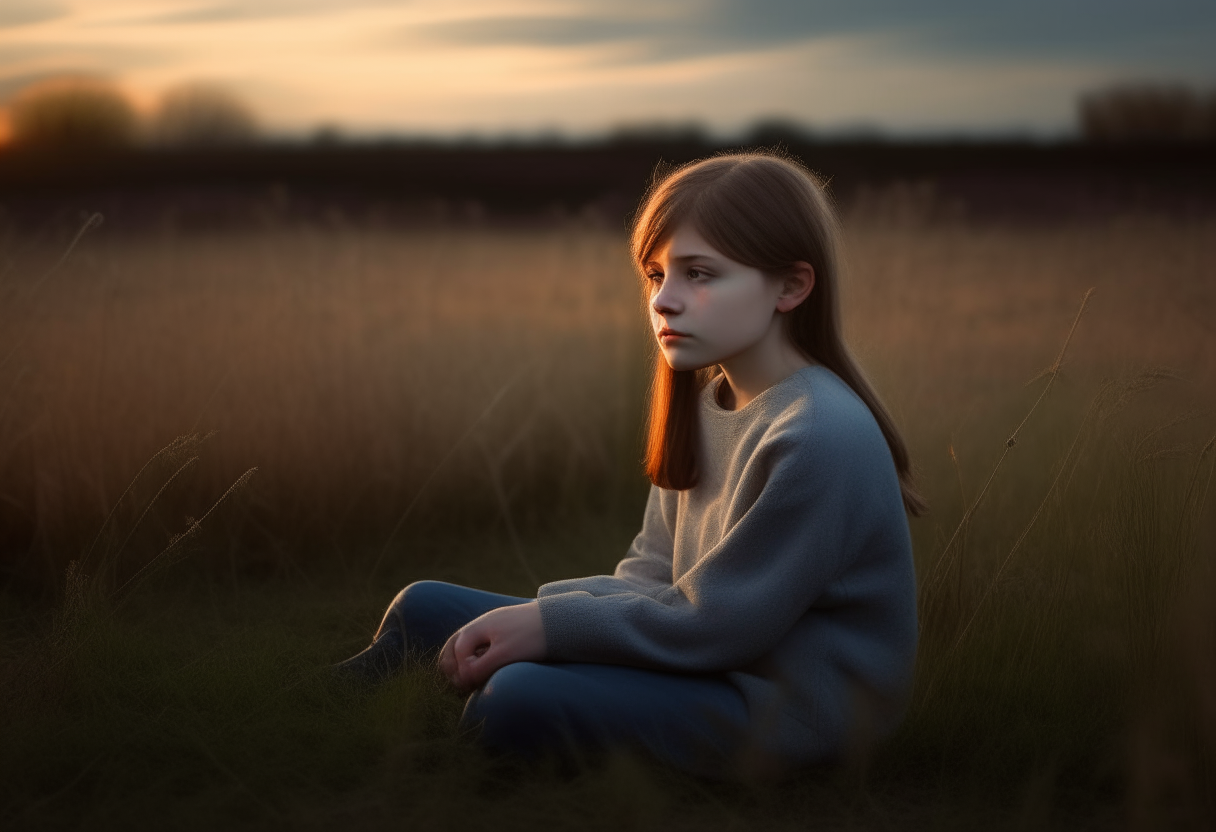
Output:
[2, 208, 1213, 583]
[2, 201, 1215, 826]
[1, 219, 651, 585]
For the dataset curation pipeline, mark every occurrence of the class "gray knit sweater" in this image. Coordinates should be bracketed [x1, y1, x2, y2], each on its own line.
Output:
[535, 364, 918, 764]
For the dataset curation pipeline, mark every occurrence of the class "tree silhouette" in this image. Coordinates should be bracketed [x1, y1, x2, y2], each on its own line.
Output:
[153, 84, 258, 148]
[1079, 84, 1216, 142]
[8, 77, 137, 150]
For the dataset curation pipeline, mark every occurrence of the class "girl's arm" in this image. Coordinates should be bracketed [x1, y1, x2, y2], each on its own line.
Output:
[438, 487, 675, 692]
[612, 485, 676, 591]
[536, 484, 676, 599]
[535, 412, 912, 674]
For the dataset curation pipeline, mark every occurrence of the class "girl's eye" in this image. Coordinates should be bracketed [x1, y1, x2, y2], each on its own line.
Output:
[645, 271, 664, 284]
[687, 268, 704, 280]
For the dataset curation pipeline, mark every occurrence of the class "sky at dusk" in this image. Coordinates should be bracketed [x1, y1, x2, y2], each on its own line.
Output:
[1, 0, 1214, 140]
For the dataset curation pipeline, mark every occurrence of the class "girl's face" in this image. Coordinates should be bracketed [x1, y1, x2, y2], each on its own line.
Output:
[644, 223, 786, 372]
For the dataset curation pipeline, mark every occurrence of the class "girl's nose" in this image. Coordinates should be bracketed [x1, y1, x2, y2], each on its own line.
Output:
[651, 281, 682, 316]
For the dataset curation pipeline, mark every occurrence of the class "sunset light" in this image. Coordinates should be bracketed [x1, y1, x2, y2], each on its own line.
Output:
[2, 1, 1214, 138]
[2, 2, 1216, 827]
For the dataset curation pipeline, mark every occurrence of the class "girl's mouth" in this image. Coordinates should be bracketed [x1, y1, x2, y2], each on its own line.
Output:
[658, 327, 690, 343]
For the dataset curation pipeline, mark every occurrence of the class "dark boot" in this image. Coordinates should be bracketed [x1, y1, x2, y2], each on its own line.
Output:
[332, 620, 407, 684]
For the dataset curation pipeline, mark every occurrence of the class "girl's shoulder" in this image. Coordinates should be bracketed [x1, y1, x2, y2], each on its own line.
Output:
[702, 365, 889, 460]
[754, 366, 892, 467]
[794, 365, 877, 427]
[694, 366, 904, 511]
[776, 370, 904, 508]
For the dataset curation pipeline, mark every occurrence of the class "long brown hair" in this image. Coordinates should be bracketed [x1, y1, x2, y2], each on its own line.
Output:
[631, 150, 927, 516]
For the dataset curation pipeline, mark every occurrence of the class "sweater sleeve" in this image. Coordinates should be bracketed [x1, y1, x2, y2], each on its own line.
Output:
[536, 415, 891, 672]
[536, 485, 675, 600]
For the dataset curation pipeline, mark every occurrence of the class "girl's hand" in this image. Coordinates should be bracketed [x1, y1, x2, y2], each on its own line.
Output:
[438, 601, 546, 693]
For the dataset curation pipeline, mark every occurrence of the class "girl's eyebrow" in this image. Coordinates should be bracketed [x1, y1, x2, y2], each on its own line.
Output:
[664, 251, 721, 265]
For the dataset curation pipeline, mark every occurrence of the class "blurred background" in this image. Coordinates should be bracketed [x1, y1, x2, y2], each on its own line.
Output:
[2, 0, 1216, 603]
[1, 0, 1214, 606]
[1, 0, 1213, 569]
[2, 0, 1215, 141]
[1, 4, 1215, 824]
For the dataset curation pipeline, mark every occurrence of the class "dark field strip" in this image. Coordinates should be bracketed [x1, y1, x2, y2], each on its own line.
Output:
[2, 526, 1130, 832]
[2, 140, 1214, 230]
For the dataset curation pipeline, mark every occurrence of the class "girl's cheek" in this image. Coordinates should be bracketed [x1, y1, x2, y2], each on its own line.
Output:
[708, 282, 756, 321]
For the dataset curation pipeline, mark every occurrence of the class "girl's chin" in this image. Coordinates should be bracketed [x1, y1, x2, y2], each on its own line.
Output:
[661, 350, 717, 373]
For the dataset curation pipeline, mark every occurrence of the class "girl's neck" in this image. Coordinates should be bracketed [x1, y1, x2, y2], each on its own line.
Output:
[716, 335, 815, 411]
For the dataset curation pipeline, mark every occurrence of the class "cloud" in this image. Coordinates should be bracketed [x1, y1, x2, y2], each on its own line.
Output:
[140, 4, 254, 25]
[2, 0, 1212, 136]
[119, 0, 407, 27]
[395, 0, 1216, 74]
[0, 1, 69, 28]
[0, 39, 174, 85]
[415, 16, 651, 48]
[0, 71, 62, 102]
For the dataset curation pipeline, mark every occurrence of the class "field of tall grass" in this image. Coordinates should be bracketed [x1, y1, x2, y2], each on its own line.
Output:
[1, 196, 1214, 829]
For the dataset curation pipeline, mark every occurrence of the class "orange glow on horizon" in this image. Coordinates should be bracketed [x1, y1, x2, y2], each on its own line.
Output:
[0, 0, 1200, 138]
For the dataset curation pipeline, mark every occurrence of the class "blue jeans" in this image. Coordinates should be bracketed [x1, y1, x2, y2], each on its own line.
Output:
[375, 580, 752, 778]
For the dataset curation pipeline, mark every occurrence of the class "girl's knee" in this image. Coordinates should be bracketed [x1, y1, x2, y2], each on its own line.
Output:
[465, 662, 553, 722]
[461, 662, 562, 753]
[387, 580, 449, 626]
[379, 580, 460, 651]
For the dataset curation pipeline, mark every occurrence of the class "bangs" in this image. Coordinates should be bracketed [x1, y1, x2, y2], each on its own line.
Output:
[630, 153, 831, 281]
[630, 180, 701, 276]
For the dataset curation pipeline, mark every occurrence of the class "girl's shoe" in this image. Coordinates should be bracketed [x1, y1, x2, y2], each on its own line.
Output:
[331, 625, 407, 684]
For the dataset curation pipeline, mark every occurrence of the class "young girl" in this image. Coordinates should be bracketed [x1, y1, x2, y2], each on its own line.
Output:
[336, 150, 923, 779]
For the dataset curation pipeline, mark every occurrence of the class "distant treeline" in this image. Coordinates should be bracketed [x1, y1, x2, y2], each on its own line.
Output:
[4, 76, 258, 150]
[1080, 84, 1216, 143]
[7, 76, 1216, 152]
[1, 136, 1214, 228]
[2, 78, 1215, 227]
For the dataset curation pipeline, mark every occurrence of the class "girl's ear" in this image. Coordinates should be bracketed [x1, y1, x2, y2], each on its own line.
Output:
[775, 261, 815, 313]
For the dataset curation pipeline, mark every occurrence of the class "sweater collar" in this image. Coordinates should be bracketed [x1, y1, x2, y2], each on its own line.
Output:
[702, 364, 822, 417]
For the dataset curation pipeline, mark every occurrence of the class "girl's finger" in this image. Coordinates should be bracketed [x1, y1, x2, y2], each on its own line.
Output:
[453, 626, 477, 662]
[455, 625, 492, 662]
[448, 629, 483, 688]
[460, 644, 496, 690]
[444, 629, 475, 686]
[438, 636, 455, 679]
